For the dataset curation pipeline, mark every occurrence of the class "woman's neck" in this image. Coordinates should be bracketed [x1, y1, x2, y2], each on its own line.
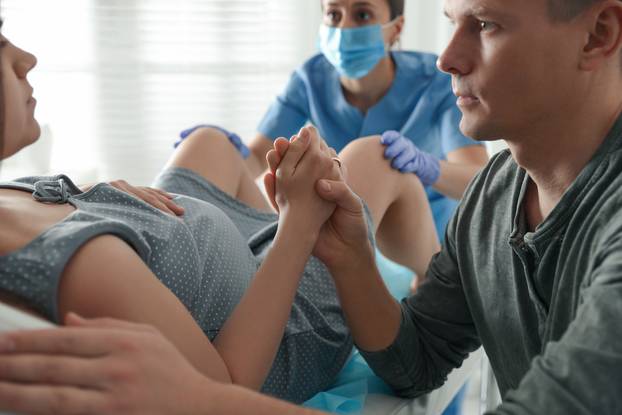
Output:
[340, 54, 396, 114]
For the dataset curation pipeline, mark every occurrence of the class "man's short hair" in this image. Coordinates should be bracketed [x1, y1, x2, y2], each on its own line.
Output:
[547, 0, 614, 21]
[548, 0, 622, 67]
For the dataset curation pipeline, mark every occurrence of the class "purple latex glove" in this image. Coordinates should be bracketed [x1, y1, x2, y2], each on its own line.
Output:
[175, 124, 250, 159]
[380, 130, 441, 186]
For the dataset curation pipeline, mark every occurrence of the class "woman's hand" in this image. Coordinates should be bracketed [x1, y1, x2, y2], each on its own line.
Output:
[0, 314, 212, 415]
[264, 127, 341, 233]
[82, 180, 185, 216]
[264, 130, 374, 271]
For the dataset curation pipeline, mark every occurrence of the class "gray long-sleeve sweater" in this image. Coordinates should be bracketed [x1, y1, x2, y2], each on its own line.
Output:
[361, 113, 622, 414]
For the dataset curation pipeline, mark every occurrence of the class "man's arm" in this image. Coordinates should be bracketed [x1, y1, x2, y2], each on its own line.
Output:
[313, 174, 481, 398]
[329, 249, 405, 353]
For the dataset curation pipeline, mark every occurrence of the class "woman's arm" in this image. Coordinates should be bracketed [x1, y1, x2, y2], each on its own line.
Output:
[212, 218, 318, 389]
[58, 235, 233, 383]
[213, 127, 340, 389]
[433, 145, 489, 199]
[59, 221, 323, 392]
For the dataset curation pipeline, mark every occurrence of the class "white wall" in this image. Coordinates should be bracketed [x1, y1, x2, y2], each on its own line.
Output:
[0, 0, 505, 184]
[402, 0, 450, 53]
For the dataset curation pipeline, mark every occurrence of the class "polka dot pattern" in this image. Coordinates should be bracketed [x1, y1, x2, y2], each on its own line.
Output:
[0, 170, 359, 403]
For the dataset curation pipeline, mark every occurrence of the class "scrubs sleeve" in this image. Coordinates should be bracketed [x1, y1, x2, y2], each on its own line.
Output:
[257, 70, 310, 141]
[439, 93, 484, 155]
[488, 223, 622, 415]
[359, 207, 481, 398]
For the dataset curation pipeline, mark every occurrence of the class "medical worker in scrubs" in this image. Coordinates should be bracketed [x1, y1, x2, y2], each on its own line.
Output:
[179, 0, 488, 240]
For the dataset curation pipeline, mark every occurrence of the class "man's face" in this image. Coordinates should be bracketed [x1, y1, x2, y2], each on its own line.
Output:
[438, 0, 587, 141]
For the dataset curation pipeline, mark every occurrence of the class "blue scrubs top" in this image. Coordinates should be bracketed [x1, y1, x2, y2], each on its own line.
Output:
[257, 51, 482, 236]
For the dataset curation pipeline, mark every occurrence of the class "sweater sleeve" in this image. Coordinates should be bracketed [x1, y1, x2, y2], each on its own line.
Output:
[359, 207, 482, 398]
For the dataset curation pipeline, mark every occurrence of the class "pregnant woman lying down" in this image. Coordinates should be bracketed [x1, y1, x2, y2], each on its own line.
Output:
[0, 32, 439, 402]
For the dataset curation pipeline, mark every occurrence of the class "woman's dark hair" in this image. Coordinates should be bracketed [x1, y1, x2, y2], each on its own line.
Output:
[387, 0, 405, 19]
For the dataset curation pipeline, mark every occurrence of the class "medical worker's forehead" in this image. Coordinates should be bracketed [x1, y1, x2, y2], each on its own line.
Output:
[323, 0, 387, 11]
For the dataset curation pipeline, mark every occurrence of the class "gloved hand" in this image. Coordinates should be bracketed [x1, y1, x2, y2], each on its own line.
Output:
[175, 124, 251, 159]
[380, 130, 441, 186]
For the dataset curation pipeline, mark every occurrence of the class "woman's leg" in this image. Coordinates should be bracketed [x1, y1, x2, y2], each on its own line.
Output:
[164, 127, 273, 213]
[338, 136, 440, 277]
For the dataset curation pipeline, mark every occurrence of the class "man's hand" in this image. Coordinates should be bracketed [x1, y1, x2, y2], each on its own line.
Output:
[82, 180, 185, 216]
[0, 314, 211, 415]
[312, 176, 374, 269]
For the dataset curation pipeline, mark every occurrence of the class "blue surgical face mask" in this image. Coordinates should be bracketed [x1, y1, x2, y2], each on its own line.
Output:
[318, 21, 395, 80]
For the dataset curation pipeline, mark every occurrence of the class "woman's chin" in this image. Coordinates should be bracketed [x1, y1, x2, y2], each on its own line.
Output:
[30, 121, 42, 143]
[1, 128, 42, 161]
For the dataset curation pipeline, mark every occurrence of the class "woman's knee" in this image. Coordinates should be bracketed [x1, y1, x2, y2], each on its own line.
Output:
[339, 135, 383, 162]
[339, 135, 426, 196]
[181, 127, 238, 155]
[339, 135, 402, 180]
[174, 126, 243, 167]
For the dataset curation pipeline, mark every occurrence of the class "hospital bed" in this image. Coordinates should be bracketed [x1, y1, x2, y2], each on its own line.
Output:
[0, 292, 488, 415]
[362, 349, 483, 415]
[0, 302, 54, 415]
[0, 303, 488, 415]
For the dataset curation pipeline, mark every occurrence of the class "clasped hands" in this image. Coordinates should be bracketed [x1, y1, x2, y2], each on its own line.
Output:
[263, 126, 372, 268]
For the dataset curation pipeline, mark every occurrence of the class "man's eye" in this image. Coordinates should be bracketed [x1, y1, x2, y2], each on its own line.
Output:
[479, 20, 498, 32]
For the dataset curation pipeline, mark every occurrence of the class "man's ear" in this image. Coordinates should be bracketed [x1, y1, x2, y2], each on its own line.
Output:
[579, 0, 622, 71]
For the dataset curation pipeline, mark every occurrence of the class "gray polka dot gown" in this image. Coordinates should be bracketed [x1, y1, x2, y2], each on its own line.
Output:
[0, 168, 364, 403]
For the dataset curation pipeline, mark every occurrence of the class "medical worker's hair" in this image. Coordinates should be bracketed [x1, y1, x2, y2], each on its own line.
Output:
[387, 0, 405, 19]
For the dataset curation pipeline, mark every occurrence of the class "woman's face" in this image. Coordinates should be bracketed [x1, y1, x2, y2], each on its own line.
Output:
[321, 0, 393, 29]
[0, 35, 39, 160]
